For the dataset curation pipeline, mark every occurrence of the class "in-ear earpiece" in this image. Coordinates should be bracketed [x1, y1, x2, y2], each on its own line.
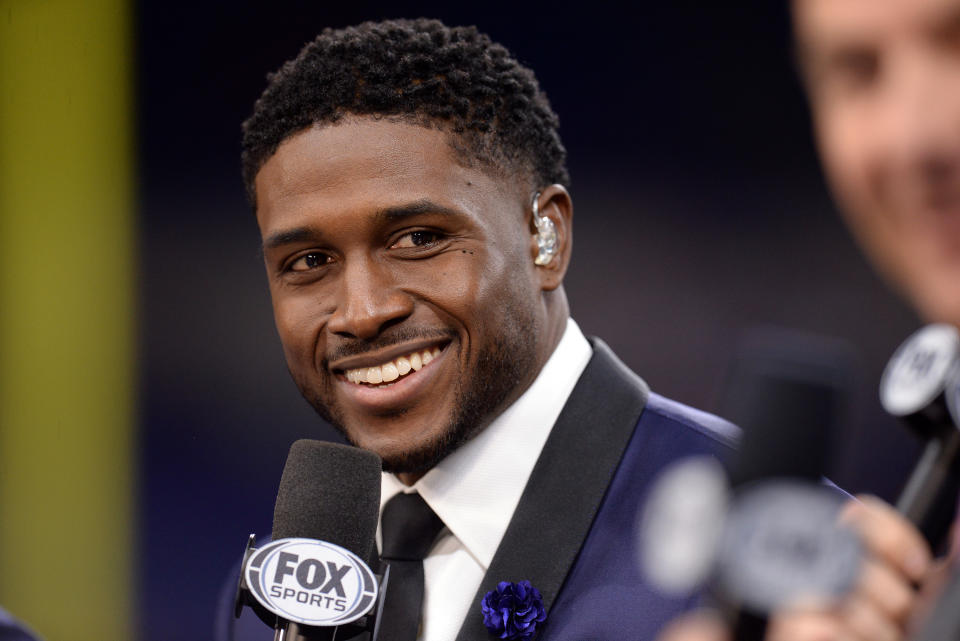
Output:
[532, 192, 558, 266]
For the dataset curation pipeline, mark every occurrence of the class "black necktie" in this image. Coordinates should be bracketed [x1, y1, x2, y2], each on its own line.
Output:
[378, 492, 446, 641]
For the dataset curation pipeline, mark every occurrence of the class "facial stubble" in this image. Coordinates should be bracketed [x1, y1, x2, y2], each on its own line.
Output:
[294, 299, 540, 474]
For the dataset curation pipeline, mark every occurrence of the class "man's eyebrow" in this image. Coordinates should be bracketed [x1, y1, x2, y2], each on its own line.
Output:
[374, 199, 464, 223]
[262, 200, 463, 251]
[262, 227, 320, 251]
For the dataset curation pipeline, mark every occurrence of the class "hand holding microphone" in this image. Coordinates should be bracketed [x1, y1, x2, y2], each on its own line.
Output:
[643, 327, 938, 641]
[641, 329, 867, 640]
[876, 323, 960, 641]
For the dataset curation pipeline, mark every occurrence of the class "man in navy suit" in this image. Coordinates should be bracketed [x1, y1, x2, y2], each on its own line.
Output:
[231, 18, 926, 641]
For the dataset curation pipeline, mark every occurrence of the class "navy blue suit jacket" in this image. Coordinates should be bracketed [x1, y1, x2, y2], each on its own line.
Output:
[222, 338, 737, 641]
[0, 608, 41, 641]
[452, 338, 737, 641]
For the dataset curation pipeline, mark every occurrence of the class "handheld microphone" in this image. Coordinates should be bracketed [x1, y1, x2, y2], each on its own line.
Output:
[880, 324, 960, 551]
[717, 330, 861, 641]
[234, 440, 385, 641]
[720, 327, 854, 486]
[639, 328, 862, 641]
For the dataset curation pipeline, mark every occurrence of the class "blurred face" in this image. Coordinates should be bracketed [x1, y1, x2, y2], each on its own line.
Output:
[255, 118, 550, 477]
[795, 0, 960, 326]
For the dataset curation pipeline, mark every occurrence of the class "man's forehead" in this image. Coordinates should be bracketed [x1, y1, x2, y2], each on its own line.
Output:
[254, 117, 524, 209]
[269, 119, 450, 177]
[794, 0, 960, 48]
[254, 118, 527, 233]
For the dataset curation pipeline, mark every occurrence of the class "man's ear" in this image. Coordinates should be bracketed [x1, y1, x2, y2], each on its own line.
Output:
[529, 184, 573, 291]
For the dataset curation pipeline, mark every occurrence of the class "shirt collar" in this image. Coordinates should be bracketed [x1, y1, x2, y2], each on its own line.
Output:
[380, 317, 592, 569]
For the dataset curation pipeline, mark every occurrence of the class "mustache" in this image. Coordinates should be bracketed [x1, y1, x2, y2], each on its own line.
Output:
[325, 327, 458, 363]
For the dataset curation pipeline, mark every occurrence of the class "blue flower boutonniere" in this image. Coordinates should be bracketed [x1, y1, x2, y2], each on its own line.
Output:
[481, 580, 547, 640]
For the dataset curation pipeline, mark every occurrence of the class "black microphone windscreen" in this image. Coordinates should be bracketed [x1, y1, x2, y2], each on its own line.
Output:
[272, 440, 382, 563]
[719, 328, 854, 487]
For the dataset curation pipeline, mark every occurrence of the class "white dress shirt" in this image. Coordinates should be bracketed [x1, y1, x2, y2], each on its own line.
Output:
[379, 318, 592, 641]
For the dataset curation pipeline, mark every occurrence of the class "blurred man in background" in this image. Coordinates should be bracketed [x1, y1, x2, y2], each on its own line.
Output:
[796, 0, 960, 331]
[661, 0, 960, 639]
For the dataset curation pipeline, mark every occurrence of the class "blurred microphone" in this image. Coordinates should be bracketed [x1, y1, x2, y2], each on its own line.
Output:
[880, 324, 960, 552]
[716, 329, 861, 641]
[234, 440, 385, 641]
[720, 327, 854, 486]
[639, 328, 861, 641]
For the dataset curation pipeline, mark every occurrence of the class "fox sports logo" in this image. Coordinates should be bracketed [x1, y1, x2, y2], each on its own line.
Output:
[244, 538, 378, 626]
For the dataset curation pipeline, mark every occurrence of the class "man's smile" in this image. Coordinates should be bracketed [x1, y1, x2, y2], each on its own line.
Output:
[332, 342, 452, 412]
[342, 345, 445, 385]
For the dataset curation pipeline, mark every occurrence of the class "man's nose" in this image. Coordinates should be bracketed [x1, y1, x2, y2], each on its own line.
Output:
[327, 258, 413, 340]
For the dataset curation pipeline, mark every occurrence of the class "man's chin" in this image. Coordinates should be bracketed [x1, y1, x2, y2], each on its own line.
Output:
[352, 426, 475, 476]
[912, 285, 960, 331]
[297, 397, 474, 477]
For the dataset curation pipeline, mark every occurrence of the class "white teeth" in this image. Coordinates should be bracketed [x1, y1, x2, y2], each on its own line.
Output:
[381, 363, 399, 382]
[344, 346, 442, 385]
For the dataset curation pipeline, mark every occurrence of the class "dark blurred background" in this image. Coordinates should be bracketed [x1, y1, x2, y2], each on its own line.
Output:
[136, 2, 920, 638]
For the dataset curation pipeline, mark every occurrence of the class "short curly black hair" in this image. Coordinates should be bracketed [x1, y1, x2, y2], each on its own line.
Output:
[241, 18, 569, 205]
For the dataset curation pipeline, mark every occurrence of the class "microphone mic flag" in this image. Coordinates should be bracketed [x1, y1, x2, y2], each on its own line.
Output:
[234, 440, 384, 641]
[880, 324, 960, 551]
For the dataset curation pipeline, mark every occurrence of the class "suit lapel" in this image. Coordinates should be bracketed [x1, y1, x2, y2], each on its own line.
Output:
[454, 338, 650, 641]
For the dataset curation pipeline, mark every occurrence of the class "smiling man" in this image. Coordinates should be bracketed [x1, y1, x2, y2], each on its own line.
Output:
[236, 18, 743, 641]
[255, 118, 561, 483]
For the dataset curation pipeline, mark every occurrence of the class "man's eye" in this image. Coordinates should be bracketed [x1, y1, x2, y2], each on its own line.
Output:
[392, 230, 442, 249]
[826, 50, 880, 92]
[288, 252, 331, 272]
